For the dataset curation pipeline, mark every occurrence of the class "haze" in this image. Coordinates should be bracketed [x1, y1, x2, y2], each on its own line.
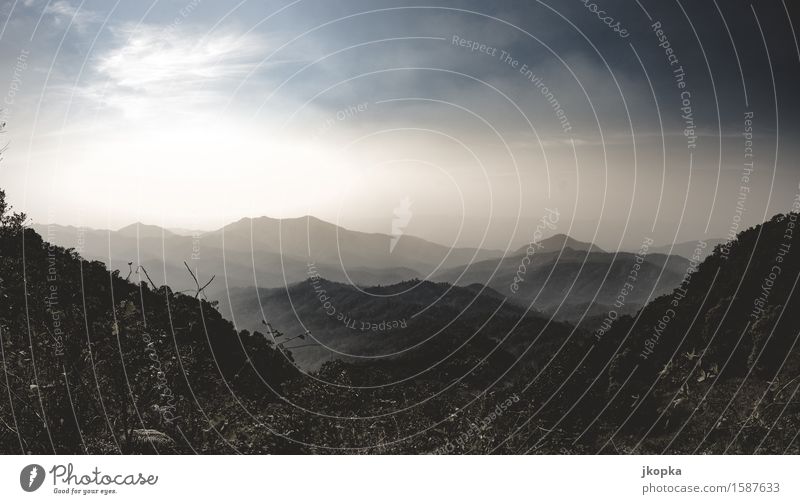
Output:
[1, 0, 799, 251]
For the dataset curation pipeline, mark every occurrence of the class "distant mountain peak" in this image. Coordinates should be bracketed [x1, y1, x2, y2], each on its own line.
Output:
[515, 233, 603, 255]
[222, 214, 337, 231]
[116, 222, 174, 238]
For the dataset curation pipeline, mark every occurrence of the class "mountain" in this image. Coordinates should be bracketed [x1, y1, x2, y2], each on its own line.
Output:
[513, 233, 604, 255]
[167, 227, 206, 236]
[5, 186, 800, 454]
[31, 217, 502, 298]
[224, 277, 571, 370]
[434, 244, 690, 324]
[116, 222, 177, 239]
[648, 238, 727, 261]
[210, 216, 502, 272]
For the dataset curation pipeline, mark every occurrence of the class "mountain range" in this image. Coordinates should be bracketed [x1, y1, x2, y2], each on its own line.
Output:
[7, 187, 800, 453]
[225, 278, 568, 369]
[34, 220, 714, 329]
[32, 217, 500, 297]
[433, 234, 691, 322]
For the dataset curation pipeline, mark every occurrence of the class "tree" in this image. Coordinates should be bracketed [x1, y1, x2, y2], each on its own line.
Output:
[0, 188, 26, 232]
[0, 115, 25, 233]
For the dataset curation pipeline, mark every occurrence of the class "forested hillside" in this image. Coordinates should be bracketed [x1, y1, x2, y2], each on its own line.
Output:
[0, 190, 298, 453]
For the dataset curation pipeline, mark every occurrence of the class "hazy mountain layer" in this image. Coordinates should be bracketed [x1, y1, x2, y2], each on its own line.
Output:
[434, 240, 691, 323]
[31, 216, 500, 297]
[225, 277, 570, 370]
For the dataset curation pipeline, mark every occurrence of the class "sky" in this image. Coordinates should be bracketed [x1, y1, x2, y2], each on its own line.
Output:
[0, 0, 799, 251]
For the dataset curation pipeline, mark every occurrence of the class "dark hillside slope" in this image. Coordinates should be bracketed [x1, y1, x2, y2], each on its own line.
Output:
[583, 213, 800, 453]
[0, 197, 298, 454]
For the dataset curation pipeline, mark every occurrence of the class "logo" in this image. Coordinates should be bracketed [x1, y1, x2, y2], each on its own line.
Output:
[390, 196, 413, 253]
[20, 464, 45, 492]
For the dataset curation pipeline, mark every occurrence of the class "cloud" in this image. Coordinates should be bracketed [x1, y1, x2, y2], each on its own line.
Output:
[87, 23, 270, 118]
[44, 0, 102, 31]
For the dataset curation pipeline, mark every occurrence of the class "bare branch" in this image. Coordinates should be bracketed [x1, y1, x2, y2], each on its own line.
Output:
[198, 275, 215, 294]
[183, 261, 200, 291]
[136, 265, 158, 290]
[183, 261, 214, 299]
